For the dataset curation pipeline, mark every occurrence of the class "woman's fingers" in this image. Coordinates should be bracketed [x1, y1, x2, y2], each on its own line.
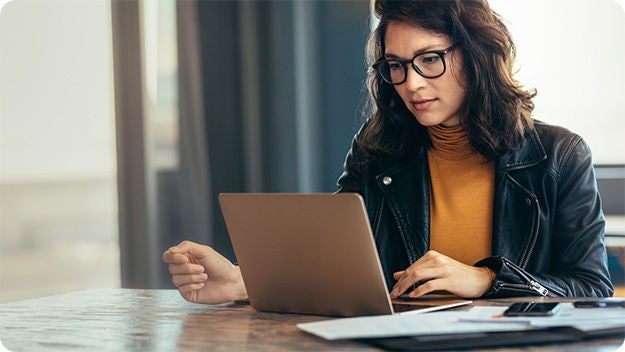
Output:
[390, 250, 493, 299]
[390, 267, 442, 298]
[407, 278, 448, 298]
[162, 240, 248, 304]
[392, 271, 405, 279]
[162, 241, 214, 265]
[168, 263, 205, 275]
[162, 251, 190, 264]
[172, 273, 208, 288]
[391, 253, 493, 299]
[178, 282, 206, 302]
[169, 241, 214, 261]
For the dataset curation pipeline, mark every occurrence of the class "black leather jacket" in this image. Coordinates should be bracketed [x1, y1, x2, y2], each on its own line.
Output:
[337, 121, 613, 298]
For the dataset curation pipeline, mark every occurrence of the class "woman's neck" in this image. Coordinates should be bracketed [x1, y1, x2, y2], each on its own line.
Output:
[427, 124, 474, 160]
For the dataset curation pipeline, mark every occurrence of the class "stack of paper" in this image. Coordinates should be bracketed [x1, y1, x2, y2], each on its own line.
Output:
[297, 303, 625, 340]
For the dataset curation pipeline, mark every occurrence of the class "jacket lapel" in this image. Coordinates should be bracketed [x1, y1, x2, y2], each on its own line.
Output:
[492, 126, 547, 265]
[375, 149, 430, 262]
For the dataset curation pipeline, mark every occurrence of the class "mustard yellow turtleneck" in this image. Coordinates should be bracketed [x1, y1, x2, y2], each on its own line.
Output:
[426, 124, 495, 265]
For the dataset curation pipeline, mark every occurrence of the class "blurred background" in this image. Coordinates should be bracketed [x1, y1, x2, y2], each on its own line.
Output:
[0, 0, 623, 302]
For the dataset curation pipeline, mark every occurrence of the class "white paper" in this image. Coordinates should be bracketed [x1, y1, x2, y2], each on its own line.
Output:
[296, 311, 529, 340]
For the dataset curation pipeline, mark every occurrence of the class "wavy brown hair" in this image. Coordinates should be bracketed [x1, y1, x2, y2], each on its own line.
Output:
[358, 0, 536, 161]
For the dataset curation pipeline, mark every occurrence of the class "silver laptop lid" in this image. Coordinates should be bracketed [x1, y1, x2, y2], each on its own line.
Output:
[218, 193, 393, 317]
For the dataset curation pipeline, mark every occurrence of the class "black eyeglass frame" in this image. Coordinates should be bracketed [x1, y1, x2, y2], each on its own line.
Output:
[372, 43, 460, 85]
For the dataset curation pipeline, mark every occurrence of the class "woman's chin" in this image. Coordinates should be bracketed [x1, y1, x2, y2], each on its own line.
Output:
[412, 113, 459, 127]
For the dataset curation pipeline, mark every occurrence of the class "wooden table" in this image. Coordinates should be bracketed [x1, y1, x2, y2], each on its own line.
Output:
[0, 289, 622, 351]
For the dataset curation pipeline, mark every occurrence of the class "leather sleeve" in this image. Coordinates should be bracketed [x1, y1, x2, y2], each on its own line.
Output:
[476, 256, 564, 298]
[477, 137, 614, 298]
[336, 130, 366, 194]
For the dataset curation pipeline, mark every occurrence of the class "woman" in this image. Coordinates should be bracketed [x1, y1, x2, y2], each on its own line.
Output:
[162, 0, 613, 304]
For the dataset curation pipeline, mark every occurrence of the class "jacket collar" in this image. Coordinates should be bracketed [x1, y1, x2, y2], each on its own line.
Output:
[496, 125, 547, 172]
[376, 124, 547, 175]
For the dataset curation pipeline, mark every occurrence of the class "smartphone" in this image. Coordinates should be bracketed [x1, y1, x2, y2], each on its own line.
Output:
[573, 299, 625, 308]
[503, 302, 561, 317]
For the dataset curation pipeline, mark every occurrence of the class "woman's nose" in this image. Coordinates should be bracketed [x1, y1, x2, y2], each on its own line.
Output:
[404, 66, 427, 90]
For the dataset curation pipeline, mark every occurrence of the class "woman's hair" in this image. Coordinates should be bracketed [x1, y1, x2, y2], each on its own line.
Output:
[359, 0, 536, 161]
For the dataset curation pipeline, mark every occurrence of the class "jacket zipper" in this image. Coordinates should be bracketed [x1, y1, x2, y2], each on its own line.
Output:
[502, 257, 560, 297]
[495, 283, 538, 294]
[497, 176, 565, 298]
[373, 200, 384, 239]
[521, 194, 540, 268]
[505, 174, 540, 269]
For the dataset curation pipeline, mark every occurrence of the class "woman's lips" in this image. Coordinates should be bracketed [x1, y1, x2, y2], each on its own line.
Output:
[411, 99, 436, 111]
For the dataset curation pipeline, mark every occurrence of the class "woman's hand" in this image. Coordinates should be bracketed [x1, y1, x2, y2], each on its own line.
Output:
[390, 250, 493, 299]
[162, 241, 248, 304]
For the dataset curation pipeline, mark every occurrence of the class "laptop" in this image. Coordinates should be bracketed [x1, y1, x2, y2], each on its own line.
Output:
[218, 193, 471, 317]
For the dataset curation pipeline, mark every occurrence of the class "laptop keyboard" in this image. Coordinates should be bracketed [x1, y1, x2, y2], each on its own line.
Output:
[392, 303, 436, 313]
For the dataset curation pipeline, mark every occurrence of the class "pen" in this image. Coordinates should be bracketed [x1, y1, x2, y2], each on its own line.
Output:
[573, 300, 625, 308]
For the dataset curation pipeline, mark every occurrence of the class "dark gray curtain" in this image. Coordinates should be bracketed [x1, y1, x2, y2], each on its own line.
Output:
[174, 1, 213, 250]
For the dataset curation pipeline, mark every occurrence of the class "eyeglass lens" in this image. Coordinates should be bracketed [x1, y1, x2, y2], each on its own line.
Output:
[379, 52, 445, 84]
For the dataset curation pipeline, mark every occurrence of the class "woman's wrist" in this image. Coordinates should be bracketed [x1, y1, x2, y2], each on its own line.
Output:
[485, 267, 496, 283]
[473, 266, 496, 298]
[232, 266, 248, 301]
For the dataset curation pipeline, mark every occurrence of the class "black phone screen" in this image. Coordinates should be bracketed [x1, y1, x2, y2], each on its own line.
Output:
[503, 302, 561, 317]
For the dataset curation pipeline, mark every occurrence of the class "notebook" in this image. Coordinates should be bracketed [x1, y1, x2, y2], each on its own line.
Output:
[218, 193, 471, 317]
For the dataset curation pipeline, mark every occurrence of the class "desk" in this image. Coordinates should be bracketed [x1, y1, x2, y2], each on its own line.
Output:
[0, 289, 622, 351]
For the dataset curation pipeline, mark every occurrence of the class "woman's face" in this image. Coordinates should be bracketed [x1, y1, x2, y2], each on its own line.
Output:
[384, 21, 466, 127]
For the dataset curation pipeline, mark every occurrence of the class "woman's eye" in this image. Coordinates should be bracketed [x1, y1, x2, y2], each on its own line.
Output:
[420, 55, 440, 65]
[388, 62, 402, 71]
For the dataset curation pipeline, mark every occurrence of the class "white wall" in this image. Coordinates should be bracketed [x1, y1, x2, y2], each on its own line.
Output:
[490, 0, 625, 164]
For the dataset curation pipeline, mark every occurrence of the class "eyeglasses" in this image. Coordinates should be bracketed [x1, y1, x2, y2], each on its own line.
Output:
[372, 43, 460, 85]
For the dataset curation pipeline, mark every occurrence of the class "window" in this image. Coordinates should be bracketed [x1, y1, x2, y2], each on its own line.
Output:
[489, 0, 625, 164]
[0, 0, 119, 302]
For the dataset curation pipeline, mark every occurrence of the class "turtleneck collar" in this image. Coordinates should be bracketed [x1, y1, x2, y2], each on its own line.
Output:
[427, 124, 475, 161]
